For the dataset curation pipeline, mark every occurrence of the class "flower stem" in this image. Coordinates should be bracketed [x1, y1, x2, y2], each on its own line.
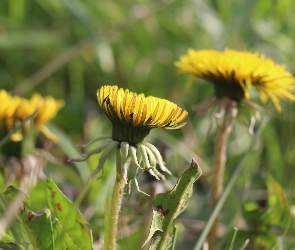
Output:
[193, 117, 268, 250]
[104, 148, 129, 250]
[208, 98, 237, 250]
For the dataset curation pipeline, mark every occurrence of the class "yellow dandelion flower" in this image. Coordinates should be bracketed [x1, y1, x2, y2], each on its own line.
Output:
[0, 90, 20, 120]
[17, 94, 64, 129]
[30, 93, 65, 129]
[15, 93, 64, 142]
[98, 85, 188, 144]
[0, 90, 22, 140]
[175, 49, 295, 111]
[71, 85, 188, 183]
[16, 98, 35, 121]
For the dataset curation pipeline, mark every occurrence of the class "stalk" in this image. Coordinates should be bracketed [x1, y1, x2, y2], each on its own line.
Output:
[208, 98, 237, 250]
[194, 117, 268, 250]
[104, 148, 130, 250]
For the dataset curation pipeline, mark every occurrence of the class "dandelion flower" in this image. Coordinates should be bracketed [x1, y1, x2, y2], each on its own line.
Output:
[16, 93, 64, 141]
[71, 85, 188, 184]
[0, 90, 21, 134]
[98, 85, 188, 144]
[175, 49, 295, 111]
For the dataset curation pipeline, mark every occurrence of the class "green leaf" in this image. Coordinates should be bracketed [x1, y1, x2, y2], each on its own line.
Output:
[240, 174, 291, 249]
[242, 201, 267, 229]
[243, 174, 291, 231]
[46, 177, 92, 250]
[234, 230, 277, 250]
[0, 187, 30, 249]
[22, 209, 80, 250]
[265, 174, 291, 230]
[143, 159, 202, 249]
[254, 230, 277, 250]
[1, 186, 79, 250]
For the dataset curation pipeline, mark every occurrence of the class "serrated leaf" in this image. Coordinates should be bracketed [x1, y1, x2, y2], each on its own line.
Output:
[1, 186, 79, 250]
[22, 209, 79, 250]
[0, 186, 31, 249]
[46, 177, 92, 250]
[143, 159, 202, 249]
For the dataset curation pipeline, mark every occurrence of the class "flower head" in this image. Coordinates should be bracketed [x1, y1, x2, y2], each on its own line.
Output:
[0, 90, 64, 143]
[175, 49, 295, 111]
[16, 93, 64, 141]
[98, 85, 188, 144]
[70, 85, 188, 188]
[0, 90, 21, 135]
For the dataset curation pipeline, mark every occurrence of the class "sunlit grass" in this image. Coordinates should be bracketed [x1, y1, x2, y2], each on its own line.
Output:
[0, 0, 295, 249]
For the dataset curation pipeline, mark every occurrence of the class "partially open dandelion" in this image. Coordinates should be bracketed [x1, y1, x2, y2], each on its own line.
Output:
[71, 85, 188, 181]
[175, 49, 295, 111]
[70, 85, 188, 249]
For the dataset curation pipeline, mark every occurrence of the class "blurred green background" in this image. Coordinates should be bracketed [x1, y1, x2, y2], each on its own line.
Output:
[1, 0, 295, 249]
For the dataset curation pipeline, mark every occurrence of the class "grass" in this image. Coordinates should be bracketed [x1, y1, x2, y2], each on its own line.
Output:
[1, 0, 295, 249]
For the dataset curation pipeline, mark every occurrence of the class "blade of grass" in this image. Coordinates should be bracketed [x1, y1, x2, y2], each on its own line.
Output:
[46, 123, 91, 183]
[171, 226, 178, 250]
[151, 130, 210, 172]
[225, 228, 238, 250]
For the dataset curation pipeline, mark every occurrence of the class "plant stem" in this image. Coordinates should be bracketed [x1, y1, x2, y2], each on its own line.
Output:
[171, 225, 178, 250]
[193, 117, 269, 250]
[104, 148, 129, 250]
[208, 99, 237, 250]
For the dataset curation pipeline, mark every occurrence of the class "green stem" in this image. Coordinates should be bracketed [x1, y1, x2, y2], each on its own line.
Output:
[194, 117, 269, 250]
[171, 225, 178, 250]
[225, 227, 238, 250]
[21, 123, 36, 157]
[208, 99, 237, 250]
[104, 149, 129, 250]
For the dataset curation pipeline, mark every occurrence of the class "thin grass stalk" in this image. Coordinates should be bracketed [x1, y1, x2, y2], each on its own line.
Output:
[74, 178, 93, 207]
[208, 99, 237, 249]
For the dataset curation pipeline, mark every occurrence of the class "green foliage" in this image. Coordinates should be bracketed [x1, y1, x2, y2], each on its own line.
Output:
[1, 0, 295, 249]
[225, 227, 238, 250]
[46, 177, 92, 250]
[0, 179, 92, 250]
[237, 174, 292, 249]
[144, 159, 202, 249]
[46, 123, 91, 183]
